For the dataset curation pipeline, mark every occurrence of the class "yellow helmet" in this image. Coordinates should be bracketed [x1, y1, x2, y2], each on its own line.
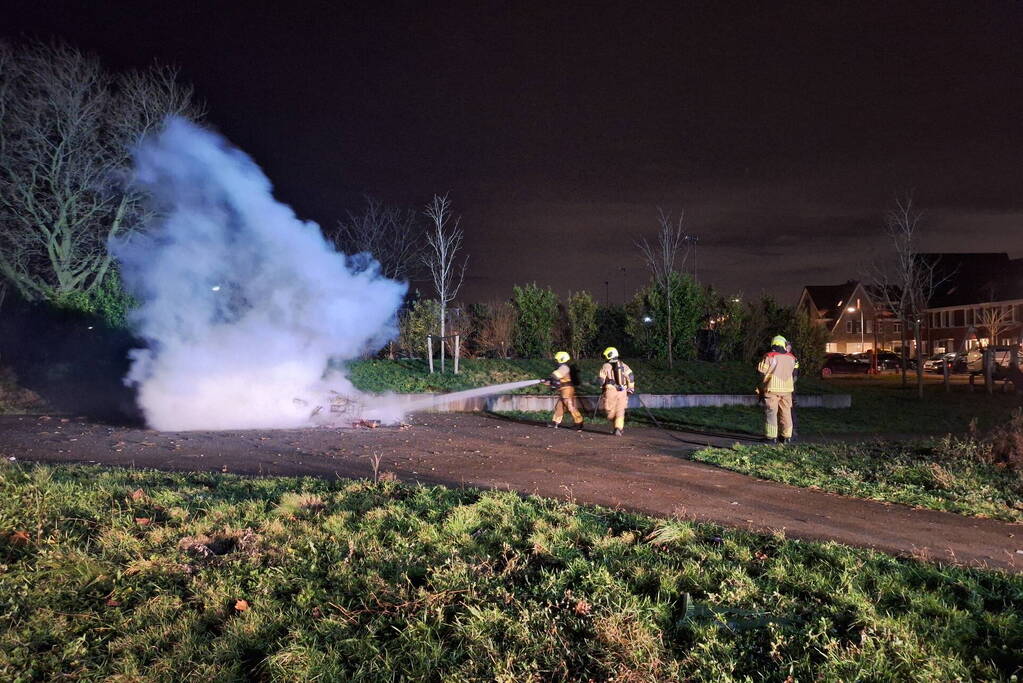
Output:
[771, 335, 788, 348]
[554, 351, 570, 363]
[602, 346, 619, 360]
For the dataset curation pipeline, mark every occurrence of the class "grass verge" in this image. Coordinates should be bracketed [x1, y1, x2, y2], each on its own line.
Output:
[622, 382, 1023, 436]
[693, 439, 1023, 523]
[2, 463, 1021, 680]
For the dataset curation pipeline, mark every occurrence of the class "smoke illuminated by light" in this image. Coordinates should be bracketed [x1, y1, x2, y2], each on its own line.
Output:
[114, 117, 406, 430]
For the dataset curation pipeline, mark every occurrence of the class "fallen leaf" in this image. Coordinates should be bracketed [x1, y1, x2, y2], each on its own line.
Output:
[131, 488, 146, 501]
[8, 530, 30, 546]
[135, 517, 151, 526]
[235, 599, 250, 612]
[574, 599, 592, 616]
[105, 599, 122, 607]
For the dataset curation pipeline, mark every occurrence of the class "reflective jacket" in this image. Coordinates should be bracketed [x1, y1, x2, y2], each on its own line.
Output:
[757, 350, 798, 394]
[550, 363, 575, 389]
[598, 360, 635, 392]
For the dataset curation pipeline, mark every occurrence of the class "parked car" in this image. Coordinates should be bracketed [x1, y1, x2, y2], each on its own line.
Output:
[922, 351, 963, 374]
[820, 353, 870, 377]
[964, 346, 1023, 378]
[849, 350, 906, 371]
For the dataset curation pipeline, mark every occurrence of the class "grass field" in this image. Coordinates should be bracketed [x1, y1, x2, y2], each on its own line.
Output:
[1, 463, 1021, 680]
[693, 438, 1023, 523]
[347, 358, 835, 396]
[505, 379, 1023, 439]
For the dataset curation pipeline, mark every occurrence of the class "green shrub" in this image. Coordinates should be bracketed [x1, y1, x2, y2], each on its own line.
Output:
[398, 299, 441, 358]
[566, 291, 597, 359]
[512, 283, 559, 358]
[626, 273, 705, 361]
[51, 269, 136, 329]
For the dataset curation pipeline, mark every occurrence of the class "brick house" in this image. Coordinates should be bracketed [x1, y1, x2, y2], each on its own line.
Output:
[798, 253, 1023, 356]
[920, 253, 1023, 353]
[797, 280, 901, 354]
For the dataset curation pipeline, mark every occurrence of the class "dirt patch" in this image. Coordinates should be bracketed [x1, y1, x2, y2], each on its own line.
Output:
[0, 412, 1020, 572]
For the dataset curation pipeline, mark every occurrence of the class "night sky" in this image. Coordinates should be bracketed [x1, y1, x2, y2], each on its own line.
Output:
[5, 1, 1022, 304]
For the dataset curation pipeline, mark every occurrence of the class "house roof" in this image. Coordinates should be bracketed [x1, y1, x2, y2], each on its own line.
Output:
[921, 253, 1023, 308]
[803, 281, 859, 322]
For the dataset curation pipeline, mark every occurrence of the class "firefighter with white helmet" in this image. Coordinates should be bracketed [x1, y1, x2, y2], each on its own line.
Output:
[547, 351, 584, 430]
[757, 334, 799, 443]
[597, 346, 635, 436]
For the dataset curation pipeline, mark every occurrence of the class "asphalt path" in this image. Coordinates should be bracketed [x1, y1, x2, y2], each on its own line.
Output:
[1, 412, 1020, 573]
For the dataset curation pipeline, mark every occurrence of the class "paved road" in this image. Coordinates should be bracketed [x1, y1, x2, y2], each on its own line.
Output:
[1, 412, 1019, 572]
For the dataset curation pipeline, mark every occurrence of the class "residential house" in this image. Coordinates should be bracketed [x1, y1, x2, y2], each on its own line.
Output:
[798, 253, 1023, 356]
[797, 280, 900, 353]
[920, 253, 1023, 352]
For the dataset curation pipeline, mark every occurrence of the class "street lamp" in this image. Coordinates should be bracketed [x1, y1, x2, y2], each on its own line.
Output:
[847, 302, 864, 353]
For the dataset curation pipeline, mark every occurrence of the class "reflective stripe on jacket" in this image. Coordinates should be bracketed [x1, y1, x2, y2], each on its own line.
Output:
[757, 351, 797, 394]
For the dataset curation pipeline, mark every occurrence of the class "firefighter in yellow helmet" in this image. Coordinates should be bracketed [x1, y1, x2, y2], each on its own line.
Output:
[756, 334, 799, 443]
[597, 346, 635, 436]
[546, 351, 584, 430]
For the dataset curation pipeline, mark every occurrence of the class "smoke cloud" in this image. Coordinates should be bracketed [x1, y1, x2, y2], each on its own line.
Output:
[115, 117, 406, 431]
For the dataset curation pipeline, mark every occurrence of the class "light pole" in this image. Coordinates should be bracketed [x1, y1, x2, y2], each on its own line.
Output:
[847, 301, 864, 353]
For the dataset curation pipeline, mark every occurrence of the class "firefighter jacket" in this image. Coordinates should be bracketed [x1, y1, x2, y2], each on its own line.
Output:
[550, 363, 575, 389]
[757, 350, 798, 394]
[598, 360, 635, 393]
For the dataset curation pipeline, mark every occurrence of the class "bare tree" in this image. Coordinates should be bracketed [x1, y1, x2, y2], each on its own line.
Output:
[871, 195, 943, 398]
[978, 306, 1011, 347]
[637, 209, 689, 368]
[422, 193, 468, 370]
[328, 196, 422, 281]
[478, 301, 517, 358]
[0, 39, 201, 304]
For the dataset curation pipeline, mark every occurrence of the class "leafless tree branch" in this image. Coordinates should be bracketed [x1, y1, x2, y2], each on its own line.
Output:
[328, 196, 423, 281]
[636, 208, 689, 368]
[870, 193, 947, 396]
[422, 193, 468, 368]
[0, 39, 202, 303]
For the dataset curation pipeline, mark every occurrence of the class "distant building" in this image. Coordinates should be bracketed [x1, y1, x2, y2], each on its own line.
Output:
[797, 280, 899, 354]
[798, 253, 1023, 356]
[921, 253, 1023, 353]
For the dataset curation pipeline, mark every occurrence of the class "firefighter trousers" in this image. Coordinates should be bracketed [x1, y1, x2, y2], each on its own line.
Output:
[603, 388, 629, 430]
[553, 386, 584, 425]
[763, 391, 793, 439]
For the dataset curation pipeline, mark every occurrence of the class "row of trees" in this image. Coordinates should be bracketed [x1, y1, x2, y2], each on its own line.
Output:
[395, 282, 829, 374]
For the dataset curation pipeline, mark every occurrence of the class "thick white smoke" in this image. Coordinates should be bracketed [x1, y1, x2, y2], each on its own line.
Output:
[115, 117, 406, 431]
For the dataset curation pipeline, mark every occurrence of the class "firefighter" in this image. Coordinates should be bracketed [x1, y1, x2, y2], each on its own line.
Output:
[598, 346, 635, 436]
[547, 351, 584, 430]
[757, 335, 798, 443]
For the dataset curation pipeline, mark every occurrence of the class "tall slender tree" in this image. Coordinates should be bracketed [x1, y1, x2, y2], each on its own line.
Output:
[637, 209, 688, 368]
[871, 195, 944, 399]
[422, 193, 468, 371]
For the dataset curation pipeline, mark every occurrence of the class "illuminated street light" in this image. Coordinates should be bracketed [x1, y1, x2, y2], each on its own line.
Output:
[848, 302, 864, 354]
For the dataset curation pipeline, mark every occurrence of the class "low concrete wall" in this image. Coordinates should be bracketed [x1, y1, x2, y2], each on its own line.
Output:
[388, 393, 851, 412]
